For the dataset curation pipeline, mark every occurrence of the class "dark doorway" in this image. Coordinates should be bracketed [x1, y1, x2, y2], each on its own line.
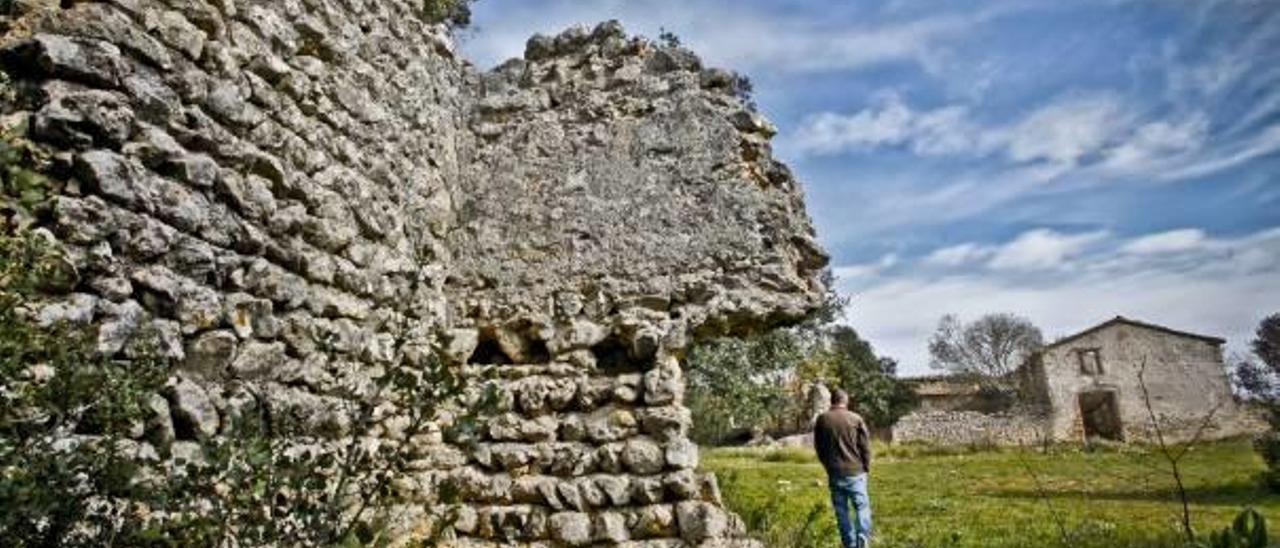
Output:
[1078, 390, 1123, 441]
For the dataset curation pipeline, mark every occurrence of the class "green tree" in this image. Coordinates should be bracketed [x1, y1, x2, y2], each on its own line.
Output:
[685, 330, 806, 444]
[811, 326, 917, 430]
[1235, 313, 1280, 492]
[684, 269, 914, 443]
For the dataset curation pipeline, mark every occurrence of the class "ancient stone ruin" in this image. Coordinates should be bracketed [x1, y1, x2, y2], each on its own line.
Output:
[0, 1, 828, 546]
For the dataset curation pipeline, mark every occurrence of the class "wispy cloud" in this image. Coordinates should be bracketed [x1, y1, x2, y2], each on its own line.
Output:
[987, 229, 1108, 271]
[789, 93, 990, 157]
[1003, 93, 1130, 166]
[792, 91, 1145, 168]
[833, 253, 899, 280]
[837, 225, 1280, 374]
[1119, 228, 1207, 254]
[923, 243, 993, 267]
[463, 0, 1020, 73]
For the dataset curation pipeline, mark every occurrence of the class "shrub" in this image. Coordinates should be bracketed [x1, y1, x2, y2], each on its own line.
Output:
[1199, 508, 1267, 548]
[0, 100, 481, 543]
[1253, 433, 1280, 492]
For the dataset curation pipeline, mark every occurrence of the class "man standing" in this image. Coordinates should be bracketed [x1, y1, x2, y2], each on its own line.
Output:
[813, 389, 872, 548]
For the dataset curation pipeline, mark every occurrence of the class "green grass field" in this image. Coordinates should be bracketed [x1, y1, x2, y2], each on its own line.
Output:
[701, 440, 1279, 548]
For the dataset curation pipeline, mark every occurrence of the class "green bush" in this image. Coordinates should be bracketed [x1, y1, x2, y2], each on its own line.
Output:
[1254, 433, 1280, 492]
[0, 229, 477, 545]
[0, 102, 481, 543]
[1199, 508, 1268, 548]
[0, 231, 171, 546]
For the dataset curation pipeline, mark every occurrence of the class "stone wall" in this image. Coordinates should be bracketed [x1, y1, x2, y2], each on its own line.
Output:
[893, 409, 1048, 447]
[0, 2, 827, 546]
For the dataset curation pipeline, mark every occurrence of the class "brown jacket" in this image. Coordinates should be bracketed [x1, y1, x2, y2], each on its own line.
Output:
[813, 407, 871, 477]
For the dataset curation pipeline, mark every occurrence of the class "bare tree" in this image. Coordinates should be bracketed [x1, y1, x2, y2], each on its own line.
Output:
[928, 313, 1044, 378]
[1136, 358, 1223, 544]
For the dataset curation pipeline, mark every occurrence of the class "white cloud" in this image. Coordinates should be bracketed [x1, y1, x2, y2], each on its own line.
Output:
[1003, 93, 1129, 166]
[1100, 116, 1209, 173]
[833, 253, 899, 280]
[987, 229, 1108, 270]
[840, 225, 1280, 376]
[1156, 123, 1280, 182]
[1120, 228, 1207, 254]
[790, 93, 992, 158]
[791, 92, 1134, 167]
[922, 242, 994, 266]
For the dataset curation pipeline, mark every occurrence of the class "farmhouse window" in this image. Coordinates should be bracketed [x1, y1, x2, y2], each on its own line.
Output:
[1077, 349, 1103, 375]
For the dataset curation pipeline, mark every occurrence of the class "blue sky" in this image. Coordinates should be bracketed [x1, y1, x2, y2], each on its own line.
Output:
[462, 0, 1280, 375]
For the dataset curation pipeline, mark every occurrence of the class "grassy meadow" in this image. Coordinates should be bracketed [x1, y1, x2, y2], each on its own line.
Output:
[702, 440, 1278, 548]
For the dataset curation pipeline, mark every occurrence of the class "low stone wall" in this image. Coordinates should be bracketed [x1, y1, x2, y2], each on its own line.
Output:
[893, 410, 1048, 447]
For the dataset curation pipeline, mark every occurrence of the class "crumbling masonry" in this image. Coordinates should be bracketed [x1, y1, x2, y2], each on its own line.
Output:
[0, 2, 828, 546]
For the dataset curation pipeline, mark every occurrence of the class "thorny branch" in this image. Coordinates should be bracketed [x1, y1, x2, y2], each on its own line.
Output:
[1136, 356, 1223, 544]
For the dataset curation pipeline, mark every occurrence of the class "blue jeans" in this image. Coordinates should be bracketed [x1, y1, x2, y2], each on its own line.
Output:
[828, 473, 872, 548]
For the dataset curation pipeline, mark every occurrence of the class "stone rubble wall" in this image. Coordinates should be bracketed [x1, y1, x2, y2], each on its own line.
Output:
[0, 2, 827, 546]
[893, 409, 1049, 447]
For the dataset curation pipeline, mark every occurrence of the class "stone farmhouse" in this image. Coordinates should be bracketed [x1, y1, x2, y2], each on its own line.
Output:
[895, 317, 1262, 445]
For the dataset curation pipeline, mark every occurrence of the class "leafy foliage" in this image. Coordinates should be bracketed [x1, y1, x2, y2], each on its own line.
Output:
[685, 330, 806, 444]
[1198, 508, 1268, 548]
[657, 27, 682, 47]
[1253, 313, 1280, 374]
[0, 99, 481, 543]
[143, 352, 471, 547]
[0, 232, 169, 547]
[819, 326, 918, 429]
[684, 277, 914, 445]
[1235, 313, 1280, 493]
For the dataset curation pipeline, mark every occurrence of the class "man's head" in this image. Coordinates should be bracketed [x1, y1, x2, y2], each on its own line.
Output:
[831, 389, 849, 408]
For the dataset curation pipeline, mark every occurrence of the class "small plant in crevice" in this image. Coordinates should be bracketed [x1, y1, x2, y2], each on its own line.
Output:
[422, 0, 477, 28]
[658, 27, 682, 48]
[144, 351, 478, 547]
[0, 72, 491, 543]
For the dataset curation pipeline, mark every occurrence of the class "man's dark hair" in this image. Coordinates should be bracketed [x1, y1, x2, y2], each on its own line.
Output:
[831, 389, 849, 406]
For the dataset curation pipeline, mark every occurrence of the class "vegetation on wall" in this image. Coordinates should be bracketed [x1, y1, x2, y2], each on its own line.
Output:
[0, 77, 481, 543]
[0, 228, 473, 546]
[423, 0, 477, 27]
